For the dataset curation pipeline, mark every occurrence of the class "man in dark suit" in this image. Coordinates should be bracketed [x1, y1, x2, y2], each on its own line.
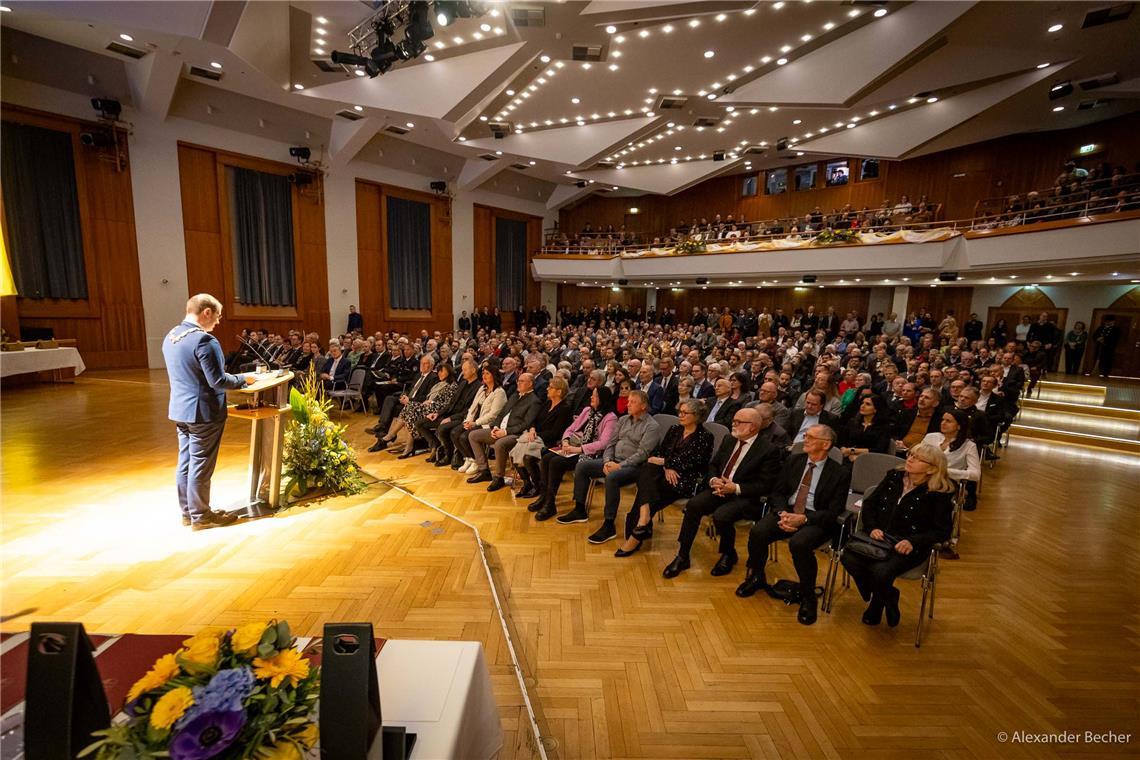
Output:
[663, 407, 782, 579]
[787, 390, 840, 444]
[998, 351, 1026, 400]
[691, 363, 714, 399]
[369, 354, 439, 451]
[467, 373, 542, 491]
[735, 425, 851, 625]
[319, 343, 351, 393]
[635, 364, 666, 415]
[162, 294, 255, 530]
[500, 356, 520, 399]
[656, 358, 680, 415]
[706, 378, 742, 427]
[457, 310, 471, 332]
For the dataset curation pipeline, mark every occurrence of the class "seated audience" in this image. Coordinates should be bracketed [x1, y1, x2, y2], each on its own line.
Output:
[466, 372, 542, 491]
[516, 377, 574, 499]
[838, 394, 893, 463]
[455, 365, 509, 474]
[380, 363, 456, 457]
[530, 387, 617, 522]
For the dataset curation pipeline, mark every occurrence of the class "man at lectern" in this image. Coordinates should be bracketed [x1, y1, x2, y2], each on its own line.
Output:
[162, 293, 256, 530]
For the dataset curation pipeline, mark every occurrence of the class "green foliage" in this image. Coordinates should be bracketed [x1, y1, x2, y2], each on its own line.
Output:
[673, 237, 707, 254]
[281, 367, 366, 504]
[811, 228, 859, 245]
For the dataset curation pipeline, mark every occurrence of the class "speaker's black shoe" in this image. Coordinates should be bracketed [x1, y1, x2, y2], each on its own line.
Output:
[614, 539, 643, 558]
[710, 552, 738, 577]
[433, 456, 451, 468]
[735, 573, 767, 597]
[662, 556, 690, 579]
[466, 469, 492, 484]
[884, 586, 901, 628]
[192, 510, 238, 531]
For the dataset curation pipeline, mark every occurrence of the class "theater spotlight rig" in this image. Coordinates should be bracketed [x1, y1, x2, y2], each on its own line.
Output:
[330, 1, 487, 79]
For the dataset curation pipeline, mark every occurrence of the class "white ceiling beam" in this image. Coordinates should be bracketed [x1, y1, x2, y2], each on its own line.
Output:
[571, 158, 742, 195]
[327, 116, 384, 170]
[546, 183, 597, 211]
[466, 116, 657, 168]
[124, 49, 184, 121]
[457, 157, 510, 191]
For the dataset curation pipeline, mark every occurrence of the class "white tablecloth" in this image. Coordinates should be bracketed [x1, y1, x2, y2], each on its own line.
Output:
[370, 640, 503, 760]
[0, 347, 86, 378]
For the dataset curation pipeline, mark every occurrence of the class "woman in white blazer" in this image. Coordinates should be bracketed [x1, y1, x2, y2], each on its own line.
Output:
[456, 364, 508, 473]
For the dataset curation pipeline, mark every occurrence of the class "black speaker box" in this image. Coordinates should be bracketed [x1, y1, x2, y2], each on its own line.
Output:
[24, 622, 111, 760]
[320, 623, 381, 758]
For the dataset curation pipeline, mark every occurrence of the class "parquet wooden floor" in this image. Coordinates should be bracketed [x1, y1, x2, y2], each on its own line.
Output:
[3, 371, 1139, 759]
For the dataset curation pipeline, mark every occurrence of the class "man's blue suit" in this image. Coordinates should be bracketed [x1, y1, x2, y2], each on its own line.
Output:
[320, 354, 351, 392]
[162, 319, 248, 522]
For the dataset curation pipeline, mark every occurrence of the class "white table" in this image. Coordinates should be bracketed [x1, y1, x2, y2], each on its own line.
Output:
[0, 347, 86, 378]
[371, 640, 503, 760]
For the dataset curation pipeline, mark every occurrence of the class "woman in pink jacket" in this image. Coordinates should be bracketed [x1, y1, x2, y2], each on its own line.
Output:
[530, 386, 617, 522]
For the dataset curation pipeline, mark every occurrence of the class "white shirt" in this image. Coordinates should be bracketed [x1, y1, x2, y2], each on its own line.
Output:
[709, 396, 729, 420]
[794, 413, 820, 443]
[723, 434, 757, 485]
[975, 391, 991, 412]
[921, 432, 980, 483]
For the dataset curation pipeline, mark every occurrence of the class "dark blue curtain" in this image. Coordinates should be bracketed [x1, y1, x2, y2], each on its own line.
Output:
[227, 166, 296, 306]
[0, 121, 88, 299]
[386, 196, 432, 309]
[495, 217, 526, 312]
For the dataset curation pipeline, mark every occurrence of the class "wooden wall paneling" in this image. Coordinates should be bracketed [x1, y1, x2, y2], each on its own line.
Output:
[355, 182, 384, 335]
[654, 287, 871, 323]
[561, 111, 1140, 235]
[2, 104, 147, 368]
[905, 286, 976, 324]
[472, 205, 495, 310]
[557, 284, 647, 314]
[429, 194, 453, 332]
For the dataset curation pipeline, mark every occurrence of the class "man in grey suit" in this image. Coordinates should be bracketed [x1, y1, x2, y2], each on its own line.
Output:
[467, 373, 542, 491]
[162, 294, 255, 530]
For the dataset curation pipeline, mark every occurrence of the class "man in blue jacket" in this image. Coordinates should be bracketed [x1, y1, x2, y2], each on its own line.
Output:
[162, 294, 255, 530]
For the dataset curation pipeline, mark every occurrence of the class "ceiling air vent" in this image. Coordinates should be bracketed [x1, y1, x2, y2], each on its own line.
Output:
[479, 153, 501, 161]
[657, 95, 688, 110]
[510, 163, 530, 170]
[311, 57, 339, 73]
[1082, 3, 1133, 28]
[511, 5, 546, 27]
[1079, 72, 1120, 91]
[693, 115, 722, 128]
[188, 65, 223, 81]
[1077, 99, 1112, 110]
[336, 109, 364, 121]
[105, 40, 148, 59]
[572, 43, 602, 61]
[384, 124, 410, 135]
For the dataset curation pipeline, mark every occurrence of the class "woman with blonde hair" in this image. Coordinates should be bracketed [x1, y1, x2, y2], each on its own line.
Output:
[841, 442, 954, 628]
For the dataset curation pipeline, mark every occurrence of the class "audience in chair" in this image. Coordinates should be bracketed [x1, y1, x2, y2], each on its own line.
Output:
[735, 424, 852, 625]
[466, 372, 542, 491]
[615, 398, 714, 558]
[530, 386, 617, 522]
[516, 377, 574, 499]
[841, 443, 955, 628]
[455, 365, 509, 474]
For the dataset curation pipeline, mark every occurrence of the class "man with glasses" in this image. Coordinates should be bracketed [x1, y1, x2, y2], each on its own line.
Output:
[735, 425, 851, 625]
[663, 407, 782, 579]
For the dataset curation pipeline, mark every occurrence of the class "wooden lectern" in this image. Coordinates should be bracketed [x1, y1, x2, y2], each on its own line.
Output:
[228, 370, 294, 515]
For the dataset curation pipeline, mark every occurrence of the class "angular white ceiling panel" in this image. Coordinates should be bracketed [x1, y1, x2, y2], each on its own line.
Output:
[798, 62, 1071, 159]
[581, 1, 702, 15]
[722, 1, 977, 107]
[546, 183, 600, 211]
[466, 117, 656, 168]
[573, 159, 741, 195]
[14, 0, 213, 38]
[303, 43, 527, 120]
[229, 1, 291, 90]
[458, 156, 509, 191]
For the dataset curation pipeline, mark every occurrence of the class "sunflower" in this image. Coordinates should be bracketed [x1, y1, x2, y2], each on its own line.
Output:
[150, 686, 194, 730]
[252, 648, 310, 688]
[126, 653, 181, 702]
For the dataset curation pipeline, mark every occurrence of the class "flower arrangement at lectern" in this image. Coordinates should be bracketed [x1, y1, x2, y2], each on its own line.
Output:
[82, 620, 319, 759]
[281, 368, 366, 503]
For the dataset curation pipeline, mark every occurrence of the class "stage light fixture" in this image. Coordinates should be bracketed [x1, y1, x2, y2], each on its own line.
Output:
[289, 146, 312, 162]
[90, 98, 122, 120]
[406, 2, 435, 43]
[436, 1, 456, 26]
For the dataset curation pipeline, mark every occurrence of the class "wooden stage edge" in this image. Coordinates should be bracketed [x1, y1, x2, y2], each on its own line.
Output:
[2, 370, 1139, 760]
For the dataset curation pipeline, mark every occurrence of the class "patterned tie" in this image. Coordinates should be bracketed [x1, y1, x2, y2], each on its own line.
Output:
[793, 461, 816, 514]
[721, 440, 745, 480]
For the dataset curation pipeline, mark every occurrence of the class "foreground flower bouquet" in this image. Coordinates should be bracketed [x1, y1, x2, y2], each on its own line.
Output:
[82, 620, 319, 760]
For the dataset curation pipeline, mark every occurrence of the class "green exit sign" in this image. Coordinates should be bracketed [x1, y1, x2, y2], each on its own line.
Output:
[1078, 143, 1099, 155]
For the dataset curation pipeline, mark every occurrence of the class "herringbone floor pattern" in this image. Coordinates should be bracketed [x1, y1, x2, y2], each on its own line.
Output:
[3, 372, 1138, 759]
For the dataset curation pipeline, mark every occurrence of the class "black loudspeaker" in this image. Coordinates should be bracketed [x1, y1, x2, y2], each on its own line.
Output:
[617, 279, 629, 286]
[712, 150, 726, 161]
[938, 271, 959, 281]
[24, 622, 111, 759]
[695, 277, 709, 285]
[802, 274, 818, 283]
[320, 623, 381, 758]
[777, 137, 789, 152]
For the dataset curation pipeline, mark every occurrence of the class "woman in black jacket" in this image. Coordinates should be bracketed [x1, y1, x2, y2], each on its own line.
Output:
[614, 398, 714, 557]
[841, 442, 955, 627]
[516, 377, 574, 498]
[838, 394, 892, 463]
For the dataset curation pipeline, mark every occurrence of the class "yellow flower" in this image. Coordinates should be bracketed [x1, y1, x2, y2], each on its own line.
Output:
[231, 621, 268, 654]
[259, 742, 302, 760]
[150, 686, 194, 730]
[294, 723, 319, 749]
[178, 629, 221, 668]
[253, 647, 310, 688]
[126, 653, 181, 702]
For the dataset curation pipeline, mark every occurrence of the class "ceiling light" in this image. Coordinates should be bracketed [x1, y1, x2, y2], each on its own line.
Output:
[1048, 23, 1063, 32]
[609, 64, 619, 71]
[796, 151, 804, 156]
[605, 25, 617, 34]
[495, 150, 503, 155]
[707, 93, 717, 100]
[0, 5, 11, 10]
[639, 29, 650, 38]
[458, 136, 466, 142]
[663, 24, 674, 33]
[315, 27, 327, 36]
[688, 19, 700, 28]
[773, 1, 785, 8]
[613, 186, 619, 190]
[353, 105, 363, 112]
[1053, 105, 1065, 112]
[472, 31, 483, 40]
[571, 97, 580, 103]
[926, 96, 938, 103]
[506, 89, 515, 96]
[646, 111, 654, 117]
[848, 9, 861, 17]
[874, 8, 888, 17]
[292, 83, 304, 90]
[453, 36, 464, 44]
[823, 21, 835, 30]
[582, 62, 591, 69]
[776, 58, 788, 65]
[801, 34, 812, 42]
[780, 44, 792, 53]
[529, 160, 536, 165]
[577, 120, 586, 126]
[406, 122, 414, 128]
[612, 50, 622, 59]
[316, 16, 328, 24]
[675, 146, 682, 150]
[209, 61, 223, 70]
[424, 54, 435, 61]
[744, 8, 756, 15]
[119, 33, 134, 42]
[704, 50, 715, 58]
[480, 23, 492, 32]
[479, 115, 488, 121]
[847, 123, 855, 129]
[792, 118, 801, 125]
[434, 41, 445, 49]
[354, 69, 366, 77]
[1112, 272, 1120, 276]
[761, 56, 772, 64]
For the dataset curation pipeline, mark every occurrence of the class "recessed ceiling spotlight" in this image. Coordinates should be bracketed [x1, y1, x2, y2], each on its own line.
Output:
[646, 111, 655, 117]
[780, 44, 792, 53]
[639, 29, 650, 38]
[773, 1, 785, 8]
[846, 123, 856, 129]
[434, 41, 445, 49]
[495, 150, 503, 155]
[480, 22, 492, 32]
[823, 21, 835, 30]
[577, 120, 586, 126]
[424, 54, 435, 61]
[571, 97, 580, 103]
[609, 64, 619, 71]
[494, 27, 504, 34]
[801, 34, 812, 42]
[209, 61, 223, 69]
[874, 8, 888, 17]
[1048, 23, 1063, 32]
[119, 33, 134, 42]
[354, 69, 366, 77]
[926, 96, 938, 103]
[472, 31, 483, 40]
[792, 118, 801, 125]
[406, 122, 415, 128]
[0, 5, 11, 10]
[479, 115, 488, 121]
[453, 36, 463, 44]
[353, 105, 363, 112]
[688, 19, 700, 28]
[1036, 62, 1052, 69]
[704, 50, 715, 58]
[292, 83, 304, 90]
[1053, 105, 1065, 112]
[582, 62, 591, 69]
[1112, 271, 1120, 276]
[848, 9, 861, 17]
[506, 89, 515, 96]
[776, 58, 788, 65]
[605, 25, 617, 34]
[796, 151, 804, 156]
[888, 104, 897, 110]
[540, 55, 551, 64]
[707, 93, 717, 100]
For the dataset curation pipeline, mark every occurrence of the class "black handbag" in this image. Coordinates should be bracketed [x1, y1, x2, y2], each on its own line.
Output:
[845, 531, 898, 561]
